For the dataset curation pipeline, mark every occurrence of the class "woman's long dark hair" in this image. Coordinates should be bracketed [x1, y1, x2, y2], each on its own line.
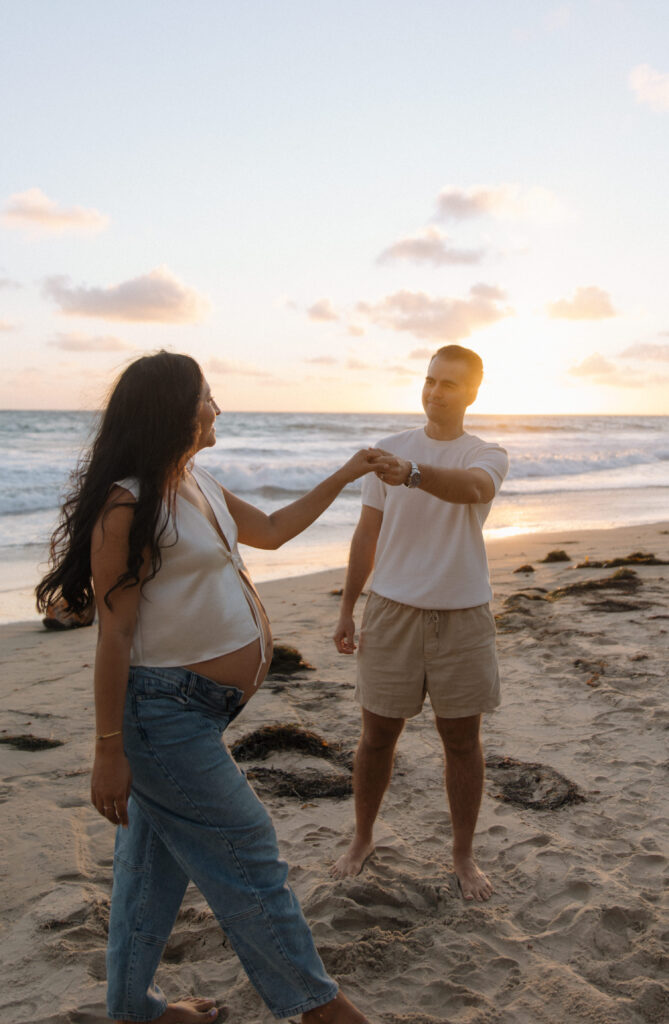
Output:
[36, 351, 203, 613]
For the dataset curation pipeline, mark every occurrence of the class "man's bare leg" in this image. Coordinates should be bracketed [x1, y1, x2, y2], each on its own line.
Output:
[116, 997, 217, 1023]
[330, 709, 405, 878]
[302, 990, 369, 1023]
[435, 713, 493, 902]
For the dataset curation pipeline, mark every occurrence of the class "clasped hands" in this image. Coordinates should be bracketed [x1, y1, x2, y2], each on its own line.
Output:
[372, 447, 411, 487]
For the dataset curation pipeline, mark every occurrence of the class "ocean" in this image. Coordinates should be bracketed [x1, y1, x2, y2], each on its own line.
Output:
[1, 410, 668, 622]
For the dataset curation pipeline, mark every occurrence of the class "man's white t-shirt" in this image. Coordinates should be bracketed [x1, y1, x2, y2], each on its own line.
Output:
[361, 428, 509, 610]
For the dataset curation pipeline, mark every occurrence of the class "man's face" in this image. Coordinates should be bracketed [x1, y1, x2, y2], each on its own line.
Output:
[421, 356, 476, 425]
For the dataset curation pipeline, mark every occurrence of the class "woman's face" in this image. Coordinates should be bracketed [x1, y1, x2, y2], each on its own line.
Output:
[193, 378, 221, 452]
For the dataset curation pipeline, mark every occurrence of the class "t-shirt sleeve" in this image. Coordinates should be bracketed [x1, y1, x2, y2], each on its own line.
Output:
[113, 477, 140, 499]
[467, 443, 509, 495]
[361, 469, 386, 510]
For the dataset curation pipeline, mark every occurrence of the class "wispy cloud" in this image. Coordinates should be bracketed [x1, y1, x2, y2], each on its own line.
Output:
[305, 355, 339, 365]
[377, 226, 484, 266]
[409, 347, 433, 360]
[47, 331, 132, 352]
[568, 353, 618, 378]
[620, 341, 669, 362]
[629, 64, 669, 112]
[0, 319, 16, 331]
[547, 286, 615, 320]
[568, 352, 668, 389]
[434, 184, 564, 223]
[307, 298, 339, 322]
[43, 266, 209, 323]
[356, 284, 512, 342]
[0, 276, 21, 289]
[2, 187, 109, 233]
[207, 357, 271, 378]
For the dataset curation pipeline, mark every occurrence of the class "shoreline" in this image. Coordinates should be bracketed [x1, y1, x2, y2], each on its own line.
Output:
[3, 518, 669, 628]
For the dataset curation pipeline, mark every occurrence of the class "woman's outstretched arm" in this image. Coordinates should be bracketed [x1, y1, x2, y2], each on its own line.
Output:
[89, 489, 143, 828]
[222, 448, 393, 550]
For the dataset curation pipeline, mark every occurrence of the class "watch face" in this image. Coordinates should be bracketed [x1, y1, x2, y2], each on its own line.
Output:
[406, 464, 421, 487]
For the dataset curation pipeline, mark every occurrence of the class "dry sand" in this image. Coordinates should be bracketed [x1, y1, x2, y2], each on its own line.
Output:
[1, 521, 668, 1024]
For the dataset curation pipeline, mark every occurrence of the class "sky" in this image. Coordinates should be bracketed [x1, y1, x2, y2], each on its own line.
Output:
[1, 0, 669, 414]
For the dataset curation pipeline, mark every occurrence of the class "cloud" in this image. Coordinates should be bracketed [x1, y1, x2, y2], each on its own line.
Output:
[356, 285, 513, 342]
[620, 342, 669, 362]
[0, 319, 16, 331]
[47, 331, 132, 352]
[307, 298, 339, 322]
[0, 276, 21, 289]
[434, 184, 564, 223]
[207, 357, 271, 378]
[409, 347, 433, 360]
[347, 324, 365, 337]
[629, 64, 669, 112]
[568, 353, 617, 378]
[567, 352, 668, 389]
[2, 187, 109, 233]
[547, 285, 615, 320]
[377, 227, 484, 266]
[305, 355, 339, 365]
[43, 266, 209, 323]
[346, 358, 371, 370]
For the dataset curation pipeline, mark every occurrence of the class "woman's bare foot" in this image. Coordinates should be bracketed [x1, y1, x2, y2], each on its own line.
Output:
[329, 836, 375, 878]
[454, 853, 493, 901]
[302, 990, 369, 1023]
[116, 997, 218, 1024]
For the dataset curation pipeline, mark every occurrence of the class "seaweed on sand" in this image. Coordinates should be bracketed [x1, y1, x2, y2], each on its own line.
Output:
[485, 755, 585, 810]
[0, 734, 64, 750]
[231, 723, 354, 799]
[268, 644, 315, 677]
[546, 568, 641, 600]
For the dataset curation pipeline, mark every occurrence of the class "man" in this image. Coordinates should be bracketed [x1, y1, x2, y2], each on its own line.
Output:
[332, 344, 508, 901]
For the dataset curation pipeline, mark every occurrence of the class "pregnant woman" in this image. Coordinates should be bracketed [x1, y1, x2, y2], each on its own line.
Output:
[36, 351, 391, 1024]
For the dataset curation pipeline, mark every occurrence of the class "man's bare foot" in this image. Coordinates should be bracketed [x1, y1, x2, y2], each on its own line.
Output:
[329, 837, 375, 878]
[302, 990, 369, 1023]
[116, 997, 218, 1024]
[454, 853, 493, 901]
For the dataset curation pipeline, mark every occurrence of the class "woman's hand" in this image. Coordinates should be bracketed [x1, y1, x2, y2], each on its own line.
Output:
[340, 448, 395, 483]
[91, 738, 132, 827]
[372, 448, 411, 487]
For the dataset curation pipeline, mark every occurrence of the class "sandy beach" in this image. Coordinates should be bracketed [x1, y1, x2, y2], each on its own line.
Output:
[1, 520, 668, 1024]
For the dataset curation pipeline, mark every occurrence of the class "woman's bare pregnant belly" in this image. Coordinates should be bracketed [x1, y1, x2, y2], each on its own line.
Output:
[184, 570, 273, 704]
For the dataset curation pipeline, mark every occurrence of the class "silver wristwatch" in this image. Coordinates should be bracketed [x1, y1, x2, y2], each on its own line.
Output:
[404, 460, 421, 488]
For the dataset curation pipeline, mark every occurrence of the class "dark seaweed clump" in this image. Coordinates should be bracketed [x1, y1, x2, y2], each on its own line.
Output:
[486, 755, 585, 810]
[576, 550, 668, 569]
[0, 734, 64, 751]
[539, 550, 572, 563]
[547, 568, 641, 600]
[268, 644, 315, 677]
[231, 723, 353, 800]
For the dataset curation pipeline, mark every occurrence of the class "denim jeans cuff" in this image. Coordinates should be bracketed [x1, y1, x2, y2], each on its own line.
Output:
[272, 981, 339, 1019]
[107, 1002, 168, 1023]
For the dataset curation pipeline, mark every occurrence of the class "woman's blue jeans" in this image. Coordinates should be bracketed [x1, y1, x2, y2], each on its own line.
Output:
[106, 666, 338, 1022]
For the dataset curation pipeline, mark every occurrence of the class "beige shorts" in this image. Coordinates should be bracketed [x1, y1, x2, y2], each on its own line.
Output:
[355, 592, 500, 720]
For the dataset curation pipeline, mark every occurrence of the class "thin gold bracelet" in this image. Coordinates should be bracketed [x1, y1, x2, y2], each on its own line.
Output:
[96, 730, 122, 740]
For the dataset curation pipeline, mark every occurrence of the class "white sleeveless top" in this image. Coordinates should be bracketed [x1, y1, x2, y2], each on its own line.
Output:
[114, 464, 263, 668]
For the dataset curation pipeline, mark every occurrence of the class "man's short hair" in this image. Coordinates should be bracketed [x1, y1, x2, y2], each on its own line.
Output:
[431, 344, 483, 387]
